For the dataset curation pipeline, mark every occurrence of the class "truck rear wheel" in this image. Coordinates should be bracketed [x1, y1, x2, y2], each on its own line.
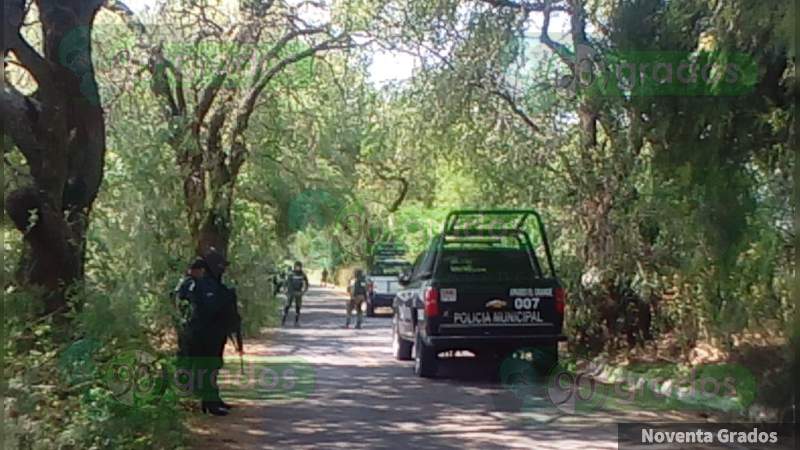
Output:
[366, 301, 376, 317]
[499, 345, 558, 386]
[532, 343, 558, 376]
[414, 332, 437, 378]
[485, 347, 514, 381]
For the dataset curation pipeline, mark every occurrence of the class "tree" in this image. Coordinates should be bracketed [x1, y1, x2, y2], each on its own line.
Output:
[3, 0, 107, 314]
[108, 0, 352, 257]
[355, 0, 794, 351]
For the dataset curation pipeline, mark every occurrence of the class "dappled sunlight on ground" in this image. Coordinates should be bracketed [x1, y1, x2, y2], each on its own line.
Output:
[190, 286, 712, 450]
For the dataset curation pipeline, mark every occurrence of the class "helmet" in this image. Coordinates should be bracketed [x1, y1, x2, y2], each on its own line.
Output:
[202, 247, 228, 278]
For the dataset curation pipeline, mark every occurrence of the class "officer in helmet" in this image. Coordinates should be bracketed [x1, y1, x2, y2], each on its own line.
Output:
[282, 261, 309, 327]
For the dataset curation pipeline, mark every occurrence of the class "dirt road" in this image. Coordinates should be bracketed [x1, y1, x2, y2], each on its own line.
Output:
[191, 286, 696, 449]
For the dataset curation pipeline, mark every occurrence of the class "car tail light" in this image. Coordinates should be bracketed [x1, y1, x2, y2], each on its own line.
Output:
[424, 287, 439, 317]
[554, 287, 566, 315]
[368, 281, 374, 294]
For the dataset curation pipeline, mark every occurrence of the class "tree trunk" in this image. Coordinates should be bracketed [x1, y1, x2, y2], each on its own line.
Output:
[568, 1, 607, 270]
[3, 0, 106, 314]
[196, 209, 232, 257]
[7, 189, 81, 313]
[183, 147, 207, 250]
[193, 153, 237, 258]
[112, 3, 349, 263]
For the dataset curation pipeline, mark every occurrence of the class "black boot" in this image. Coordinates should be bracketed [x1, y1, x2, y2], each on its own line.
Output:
[201, 401, 229, 416]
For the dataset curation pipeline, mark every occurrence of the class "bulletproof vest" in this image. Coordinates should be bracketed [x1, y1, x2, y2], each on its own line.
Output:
[353, 277, 367, 295]
[181, 276, 222, 330]
[288, 271, 306, 293]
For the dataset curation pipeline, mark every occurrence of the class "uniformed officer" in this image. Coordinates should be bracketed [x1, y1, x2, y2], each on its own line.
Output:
[174, 258, 207, 355]
[175, 249, 242, 416]
[282, 261, 309, 327]
[321, 268, 329, 287]
[202, 248, 243, 409]
[346, 268, 368, 329]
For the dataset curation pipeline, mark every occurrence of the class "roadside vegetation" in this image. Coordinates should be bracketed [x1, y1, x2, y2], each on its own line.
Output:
[2, 0, 796, 448]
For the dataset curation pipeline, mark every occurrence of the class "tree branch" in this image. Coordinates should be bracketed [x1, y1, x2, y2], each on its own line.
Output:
[205, 93, 233, 157]
[540, 2, 574, 66]
[173, 63, 187, 114]
[0, 85, 42, 166]
[147, 46, 180, 116]
[391, 41, 543, 135]
[233, 35, 352, 142]
[104, 0, 148, 38]
[194, 72, 227, 132]
[481, 0, 564, 12]
[488, 88, 542, 134]
[4, 0, 51, 85]
[248, 26, 328, 91]
[373, 168, 409, 213]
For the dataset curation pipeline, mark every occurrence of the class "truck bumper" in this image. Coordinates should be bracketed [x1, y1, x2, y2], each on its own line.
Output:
[368, 293, 395, 308]
[423, 334, 567, 348]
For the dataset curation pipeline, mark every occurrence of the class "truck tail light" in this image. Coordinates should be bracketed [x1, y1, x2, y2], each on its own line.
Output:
[424, 287, 439, 317]
[554, 287, 566, 315]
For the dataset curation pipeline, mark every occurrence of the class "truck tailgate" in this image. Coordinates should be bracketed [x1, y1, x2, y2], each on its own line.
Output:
[433, 280, 562, 337]
[370, 276, 401, 294]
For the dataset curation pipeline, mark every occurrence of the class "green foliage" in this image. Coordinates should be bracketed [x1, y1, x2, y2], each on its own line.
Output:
[3, 0, 795, 445]
[228, 199, 284, 330]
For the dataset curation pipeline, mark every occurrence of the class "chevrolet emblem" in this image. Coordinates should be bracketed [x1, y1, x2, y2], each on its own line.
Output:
[485, 299, 507, 310]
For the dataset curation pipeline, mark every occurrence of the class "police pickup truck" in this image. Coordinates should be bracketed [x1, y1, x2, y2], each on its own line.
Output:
[391, 210, 566, 378]
[367, 258, 412, 317]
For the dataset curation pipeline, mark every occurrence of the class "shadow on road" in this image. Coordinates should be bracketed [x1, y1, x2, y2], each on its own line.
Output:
[191, 286, 695, 450]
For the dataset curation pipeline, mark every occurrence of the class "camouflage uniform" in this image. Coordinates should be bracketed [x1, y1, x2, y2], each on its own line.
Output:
[346, 271, 368, 329]
[282, 268, 309, 326]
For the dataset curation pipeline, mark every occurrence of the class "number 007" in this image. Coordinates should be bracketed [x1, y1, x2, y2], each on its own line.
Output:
[514, 297, 540, 310]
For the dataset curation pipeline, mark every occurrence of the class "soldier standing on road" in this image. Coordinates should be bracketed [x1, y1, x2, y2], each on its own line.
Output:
[282, 261, 309, 327]
[345, 268, 368, 329]
[321, 268, 329, 287]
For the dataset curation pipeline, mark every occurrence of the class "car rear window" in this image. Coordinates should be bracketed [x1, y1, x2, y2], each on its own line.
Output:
[370, 262, 411, 276]
[435, 249, 538, 280]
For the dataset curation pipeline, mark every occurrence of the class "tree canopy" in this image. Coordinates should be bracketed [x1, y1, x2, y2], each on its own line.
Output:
[2, 0, 795, 447]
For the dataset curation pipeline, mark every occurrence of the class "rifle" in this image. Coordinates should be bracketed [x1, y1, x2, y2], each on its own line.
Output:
[234, 327, 244, 375]
[227, 330, 244, 375]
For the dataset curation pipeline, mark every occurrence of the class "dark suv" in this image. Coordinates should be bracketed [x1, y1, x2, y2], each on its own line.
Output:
[391, 210, 566, 378]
